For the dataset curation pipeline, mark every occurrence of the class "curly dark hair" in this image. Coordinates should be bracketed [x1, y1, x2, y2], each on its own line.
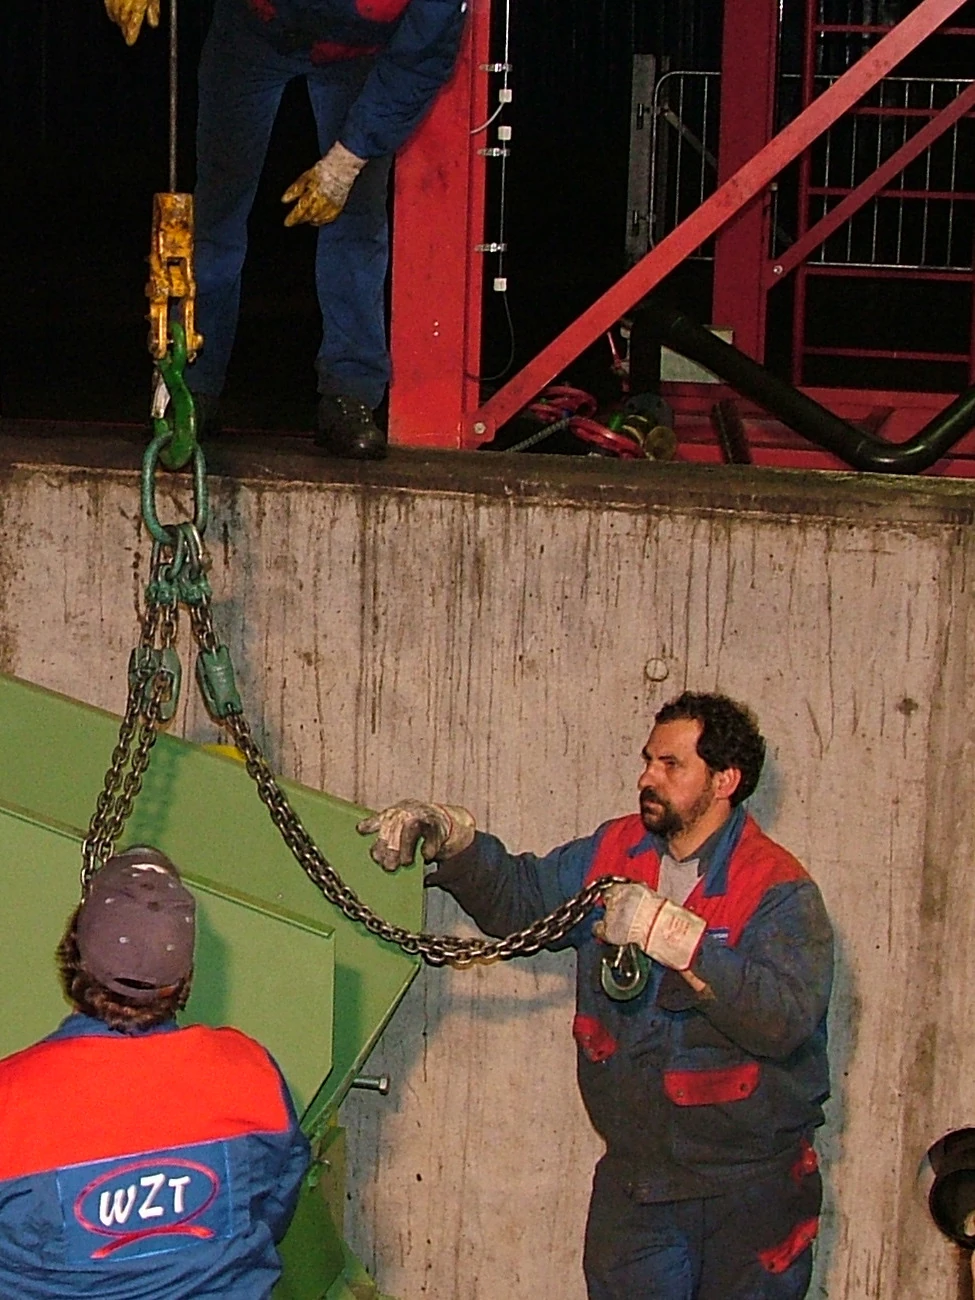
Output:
[57, 906, 192, 1033]
[654, 691, 766, 805]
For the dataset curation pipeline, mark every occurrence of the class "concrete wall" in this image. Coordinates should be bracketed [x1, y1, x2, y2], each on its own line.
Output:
[2, 426, 975, 1297]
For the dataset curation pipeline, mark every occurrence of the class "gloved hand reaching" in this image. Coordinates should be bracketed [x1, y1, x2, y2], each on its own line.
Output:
[282, 143, 367, 227]
[594, 882, 707, 972]
[104, 0, 160, 44]
[356, 801, 476, 872]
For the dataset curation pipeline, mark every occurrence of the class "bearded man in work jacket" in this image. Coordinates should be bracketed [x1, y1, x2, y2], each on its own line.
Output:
[0, 846, 309, 1299]
[358, 691, 834, 1300]
[103, 0, 467, 460]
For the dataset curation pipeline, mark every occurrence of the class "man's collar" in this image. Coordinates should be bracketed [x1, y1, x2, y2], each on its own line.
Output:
[44, 1011, 181, 1042]
[646, 811, 731, 871]
[673, 820, 728, 875]
[642, 803, 748, 892]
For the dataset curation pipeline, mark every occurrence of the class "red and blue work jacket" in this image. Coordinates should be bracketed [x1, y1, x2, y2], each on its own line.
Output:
[236, 0, 467, 157]
[0, 1014, 310, 1298]
[431, 804, 833, 1201]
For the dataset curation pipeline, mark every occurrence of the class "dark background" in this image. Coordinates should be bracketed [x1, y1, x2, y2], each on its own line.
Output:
[3, 0, 971, 444]
[0, 0, 721, 437]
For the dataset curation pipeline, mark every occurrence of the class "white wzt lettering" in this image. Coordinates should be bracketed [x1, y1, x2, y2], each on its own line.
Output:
[138, 1173, 167, 1219]
[99, 1185, 137, 1227]
[168, 1175, 191, 1214]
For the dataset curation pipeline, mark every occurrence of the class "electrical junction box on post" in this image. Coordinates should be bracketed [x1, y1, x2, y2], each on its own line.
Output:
[0, 671, 421, 1300]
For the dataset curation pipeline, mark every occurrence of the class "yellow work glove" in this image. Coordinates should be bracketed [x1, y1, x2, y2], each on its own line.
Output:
[594, 882, 707, 972]
[104, 0, 160, 44]
[282, 142, 367, 227]
[356, 801, 476, 872]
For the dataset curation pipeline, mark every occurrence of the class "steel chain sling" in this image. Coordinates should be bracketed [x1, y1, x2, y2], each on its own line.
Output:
[83, 0, 629, 964]
[82, 444, 628, 962]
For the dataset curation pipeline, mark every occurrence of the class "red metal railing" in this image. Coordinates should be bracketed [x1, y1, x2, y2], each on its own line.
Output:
[387, 0, 972, 449]
[787, 4, 975, 387]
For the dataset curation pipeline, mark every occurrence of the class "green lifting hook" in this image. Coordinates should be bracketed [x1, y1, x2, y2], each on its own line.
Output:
[153, 321, 199, 471]
[600, 943, 651, 1001]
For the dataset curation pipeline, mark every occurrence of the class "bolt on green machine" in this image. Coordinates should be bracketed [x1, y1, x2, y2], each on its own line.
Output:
[0, 670, 419, 1300]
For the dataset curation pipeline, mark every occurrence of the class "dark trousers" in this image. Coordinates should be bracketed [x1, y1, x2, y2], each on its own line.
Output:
[191, 0, 393, 407]
[583, 1152, 822, 1300]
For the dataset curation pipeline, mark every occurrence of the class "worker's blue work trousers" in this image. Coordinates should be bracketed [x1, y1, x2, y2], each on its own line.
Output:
[190, 0, 393, 408]
[583, 1152, 822, 1300]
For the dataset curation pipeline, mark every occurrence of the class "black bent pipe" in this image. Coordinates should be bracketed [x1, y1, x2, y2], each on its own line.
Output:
[631, 300, 975, 474]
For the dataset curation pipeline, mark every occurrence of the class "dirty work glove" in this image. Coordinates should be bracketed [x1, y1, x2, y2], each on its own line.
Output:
[356, 801, 476, 872]
[595, 882, 707, 972]
[104, 0, 159, 44]
[282, 143, 367, 228]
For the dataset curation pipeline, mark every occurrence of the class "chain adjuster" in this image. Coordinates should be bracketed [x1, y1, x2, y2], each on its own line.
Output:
[128, 645, 182, 722]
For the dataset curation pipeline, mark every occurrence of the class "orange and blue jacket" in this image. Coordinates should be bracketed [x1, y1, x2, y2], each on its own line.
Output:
[0, 1014, 310, 1298]
[236, 0, 467, 157]
[430, 805, 834, 1200]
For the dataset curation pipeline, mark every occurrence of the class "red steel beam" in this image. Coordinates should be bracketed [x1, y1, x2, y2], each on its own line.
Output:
[710, 0, 778, 362]
[387, 2, 490, 448]
[466, 0, 970, 443]
[803, 346, 968, 361]
[764, 77, 975, 288]
[802, 264, 972, 280]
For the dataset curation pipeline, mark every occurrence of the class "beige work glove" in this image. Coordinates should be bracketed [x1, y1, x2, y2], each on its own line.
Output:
[356, 801, 476, 872]
[282, 143, 367, 228]
[594, 882, 707, 972]
[104, 0, 160, 44]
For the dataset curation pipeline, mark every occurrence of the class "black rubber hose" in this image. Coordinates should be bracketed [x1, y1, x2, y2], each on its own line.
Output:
[634, 300, 975, 474]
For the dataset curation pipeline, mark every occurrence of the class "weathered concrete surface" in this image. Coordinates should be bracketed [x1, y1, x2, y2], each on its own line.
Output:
[3, 417, 975, 1297]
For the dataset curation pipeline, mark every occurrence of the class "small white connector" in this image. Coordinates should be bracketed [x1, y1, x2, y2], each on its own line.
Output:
[499, 87, 513, 103]
[493, 277, 508, 292]
[497, 125, 512, 142]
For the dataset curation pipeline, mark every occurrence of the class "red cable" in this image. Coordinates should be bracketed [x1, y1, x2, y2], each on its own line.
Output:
[524, 386, 645, 459]
[569, 418, 644, 459]
[527, 385, 597, 423]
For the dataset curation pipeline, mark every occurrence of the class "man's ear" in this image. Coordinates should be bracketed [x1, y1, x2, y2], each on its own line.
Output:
[713, 766, 742, 802]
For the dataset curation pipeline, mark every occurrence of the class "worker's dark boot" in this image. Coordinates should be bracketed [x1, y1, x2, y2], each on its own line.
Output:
[316, 393, 388, 461]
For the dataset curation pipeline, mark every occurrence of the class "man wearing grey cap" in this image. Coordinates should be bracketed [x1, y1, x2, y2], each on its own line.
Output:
[0, 845, 310, 1298]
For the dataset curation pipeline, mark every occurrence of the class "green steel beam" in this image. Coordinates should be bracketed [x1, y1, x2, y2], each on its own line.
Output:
[0, 802, 335, 1110]
[0, 670, 422, 1299]
[0, 671, 422, 1129]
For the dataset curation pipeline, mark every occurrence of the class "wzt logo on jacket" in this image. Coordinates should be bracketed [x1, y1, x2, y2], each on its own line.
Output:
[56, 1141, 233, 1260]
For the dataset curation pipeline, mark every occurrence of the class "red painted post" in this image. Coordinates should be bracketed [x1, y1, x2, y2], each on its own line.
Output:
[710, 0, 779, 361]
[387, 0, 491, 447]
[791, 0, 818, 385]
[466, 0, 968, 443]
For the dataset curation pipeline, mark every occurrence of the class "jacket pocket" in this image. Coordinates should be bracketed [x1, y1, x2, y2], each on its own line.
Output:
[573, 1014, 618, 1064]
[663, 1061, 760, 1106]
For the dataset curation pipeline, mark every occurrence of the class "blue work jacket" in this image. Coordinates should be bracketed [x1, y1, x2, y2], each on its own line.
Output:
[239, 0, 468, 157]
[430, 805, 834, 1200]
[0, 1014, 310, 1297]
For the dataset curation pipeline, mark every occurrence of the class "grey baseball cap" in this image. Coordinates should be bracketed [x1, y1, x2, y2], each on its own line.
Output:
[76, 846, 196, 1003]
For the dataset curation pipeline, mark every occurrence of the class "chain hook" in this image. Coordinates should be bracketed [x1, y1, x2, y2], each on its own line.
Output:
[152, 322, 200, 472]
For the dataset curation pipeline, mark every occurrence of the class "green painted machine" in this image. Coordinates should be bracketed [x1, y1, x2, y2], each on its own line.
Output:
[0, 670, 422, 1300]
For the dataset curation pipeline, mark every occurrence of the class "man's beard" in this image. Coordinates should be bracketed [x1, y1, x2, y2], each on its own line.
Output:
[640, 785, 714, 840]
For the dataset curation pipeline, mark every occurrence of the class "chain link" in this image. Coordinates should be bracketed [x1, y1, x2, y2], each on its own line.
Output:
[189, 597, 626, 965]
[80, 579, 178, 892]
[84, 549, 624, 963]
